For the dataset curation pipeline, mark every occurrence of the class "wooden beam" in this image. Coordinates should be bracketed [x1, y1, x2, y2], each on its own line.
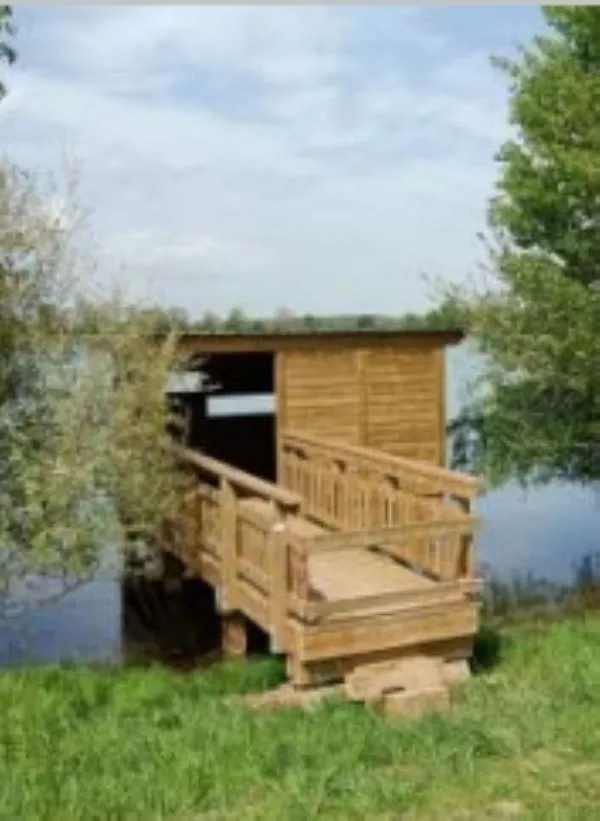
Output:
[357, 349, 368, 447]
[268, 521, 288, 653]
[312, 581, 474, 623]
[167, 441, 302, 511]
[282, 429, 482, 499]
[274, 351, 286, 484]
[303, 518, 480, 554]
[171, 329, 465, 357]
[219, 478, 238, 612]
[437, 347, 446, 468]
[298, 600, 479, 663]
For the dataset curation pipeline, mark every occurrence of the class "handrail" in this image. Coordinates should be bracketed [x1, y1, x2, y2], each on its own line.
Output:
[301, 516, 480, 554]
[167, 441, 302, 512]
[282, 429, 482, 501]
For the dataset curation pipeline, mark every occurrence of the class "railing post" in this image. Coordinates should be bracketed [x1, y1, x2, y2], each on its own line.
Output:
[456, 496, 474, 578]
[219, 477, 238, 612]
[268, 516, 288, 654]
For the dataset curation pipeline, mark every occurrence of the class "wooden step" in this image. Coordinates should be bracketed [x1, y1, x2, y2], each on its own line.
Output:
[382, 685, 450, 718]
[345, 655, 444, 700]
[344, 654, 453, 718]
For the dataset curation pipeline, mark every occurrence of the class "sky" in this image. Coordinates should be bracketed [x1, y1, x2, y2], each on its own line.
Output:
[1, 5, 544, 318]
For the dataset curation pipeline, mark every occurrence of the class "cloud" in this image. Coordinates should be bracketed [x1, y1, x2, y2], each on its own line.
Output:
[1, 6, 542, 316]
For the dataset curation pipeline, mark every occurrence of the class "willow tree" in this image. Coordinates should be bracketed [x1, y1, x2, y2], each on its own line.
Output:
[0, 5, 15, 99]
[448, 7, 600, 488]
[0, 162, 191, 616]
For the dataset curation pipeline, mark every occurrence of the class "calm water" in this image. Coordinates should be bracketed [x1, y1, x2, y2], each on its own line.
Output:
[1, 345, 598, 665]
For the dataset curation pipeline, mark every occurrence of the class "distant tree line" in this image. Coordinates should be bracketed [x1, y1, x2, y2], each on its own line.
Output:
[74, 296, 469, 335]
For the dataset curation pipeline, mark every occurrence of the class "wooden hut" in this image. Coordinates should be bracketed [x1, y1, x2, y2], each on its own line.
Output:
[170, 328, 462, 481]
[164, 328, 481, 710]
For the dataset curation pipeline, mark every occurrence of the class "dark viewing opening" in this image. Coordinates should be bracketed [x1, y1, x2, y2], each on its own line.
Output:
[170, 352, 277, 483]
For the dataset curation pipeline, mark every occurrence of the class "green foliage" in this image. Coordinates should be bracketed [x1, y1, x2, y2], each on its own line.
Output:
[0, 5, 15, 100]
[446, 8, 600, 487]
[0, 163, 190, 615]
[74, 298, 191, 335]
[482, 550, 600, 626]
[1, 618, 600, 819]
[0, 165, 70, 405]
[124, 296, 466, 336]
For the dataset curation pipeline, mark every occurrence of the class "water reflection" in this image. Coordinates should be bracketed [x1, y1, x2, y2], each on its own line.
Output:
[1, 344, 597, 666]
[479, 481, 598, 582]
[447, 344, 599, 582]
[0, 579, 121, 665]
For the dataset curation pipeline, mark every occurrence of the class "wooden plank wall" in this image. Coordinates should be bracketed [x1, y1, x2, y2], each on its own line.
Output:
[276, 349, 362, 444]
[363, 345, 443, 464]
[276, 341, 444, 468]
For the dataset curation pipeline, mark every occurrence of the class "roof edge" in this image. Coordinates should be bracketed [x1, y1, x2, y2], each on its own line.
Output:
[171, 328, 465, 355]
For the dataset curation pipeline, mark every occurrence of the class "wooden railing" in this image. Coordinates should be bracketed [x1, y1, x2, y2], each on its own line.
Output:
[170, 442, 302, 512]
[304, 516, 479, 584]
[279, 430, 480, 581]
[168, 443, 307, 650]
[280, 430, 480, 525]
[164, 441, 480, 650]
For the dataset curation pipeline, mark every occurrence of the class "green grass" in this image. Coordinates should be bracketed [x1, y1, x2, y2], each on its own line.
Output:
[2, 618, 600, 821]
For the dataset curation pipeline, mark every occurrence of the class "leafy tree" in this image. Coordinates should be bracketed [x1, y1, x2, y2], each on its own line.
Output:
[125, 305, 190, 334]
[356, 314, 376, 330]
[248, 318, 267, 332]
[0, 162, 191, 617]
[223, 306, 247, 332]
[446, 7, 600, 487]
[0, 5, 15, 100]
[301, 313, 320, 331]
[196, 310, 220, 333]
[272, 306, 295, 332]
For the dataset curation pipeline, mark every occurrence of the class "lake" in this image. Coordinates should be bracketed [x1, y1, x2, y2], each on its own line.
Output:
[1, 344, 598, 665]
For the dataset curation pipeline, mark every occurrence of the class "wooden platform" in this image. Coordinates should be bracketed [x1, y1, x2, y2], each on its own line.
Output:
[241, 496, 435, 603]
[164, 436, 482, 704]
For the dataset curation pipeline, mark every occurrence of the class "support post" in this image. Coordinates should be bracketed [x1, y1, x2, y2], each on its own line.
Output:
[222, 612, 248, 659]
[456, 496, 474, 578]
[219, 477, 238, 612]
[269, 518, 288, 654]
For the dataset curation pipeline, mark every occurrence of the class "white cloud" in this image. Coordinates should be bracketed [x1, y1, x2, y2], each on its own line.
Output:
[1, 6, 535, 316]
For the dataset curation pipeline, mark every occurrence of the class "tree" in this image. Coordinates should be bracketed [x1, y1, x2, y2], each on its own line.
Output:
[446, 7, 600, 487]
[123, 304, 190, 334]
[272, 306, 295, 332]
[197, 310, 220, 333]
[0, 6, 16, 100]
[356, 314, 376, 330]
[301, 313, 320, 331]
[0, 162, 191, 617]
[223, 306, 247, 332]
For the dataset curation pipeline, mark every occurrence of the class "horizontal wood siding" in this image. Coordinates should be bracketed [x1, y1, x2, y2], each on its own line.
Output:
[278, 350, 361, 444]
[364, 345, 442, 464]
[276, 341, 446, 468]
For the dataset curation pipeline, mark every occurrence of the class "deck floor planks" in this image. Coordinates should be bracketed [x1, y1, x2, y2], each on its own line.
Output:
[308, 550, 434, 602]
[237, 496, 433, 604]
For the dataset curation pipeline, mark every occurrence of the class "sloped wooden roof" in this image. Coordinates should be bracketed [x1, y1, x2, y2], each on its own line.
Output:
[175, 328, 464, 356]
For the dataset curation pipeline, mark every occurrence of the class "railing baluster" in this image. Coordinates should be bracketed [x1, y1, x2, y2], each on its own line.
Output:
[278, 431, 480, 584]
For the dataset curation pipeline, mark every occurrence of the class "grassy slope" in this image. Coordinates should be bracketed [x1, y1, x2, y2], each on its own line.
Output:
[1, 618, 600, 821]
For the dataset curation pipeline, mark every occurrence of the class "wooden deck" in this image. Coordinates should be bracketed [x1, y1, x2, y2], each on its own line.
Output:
[163, 432, 482, 696]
